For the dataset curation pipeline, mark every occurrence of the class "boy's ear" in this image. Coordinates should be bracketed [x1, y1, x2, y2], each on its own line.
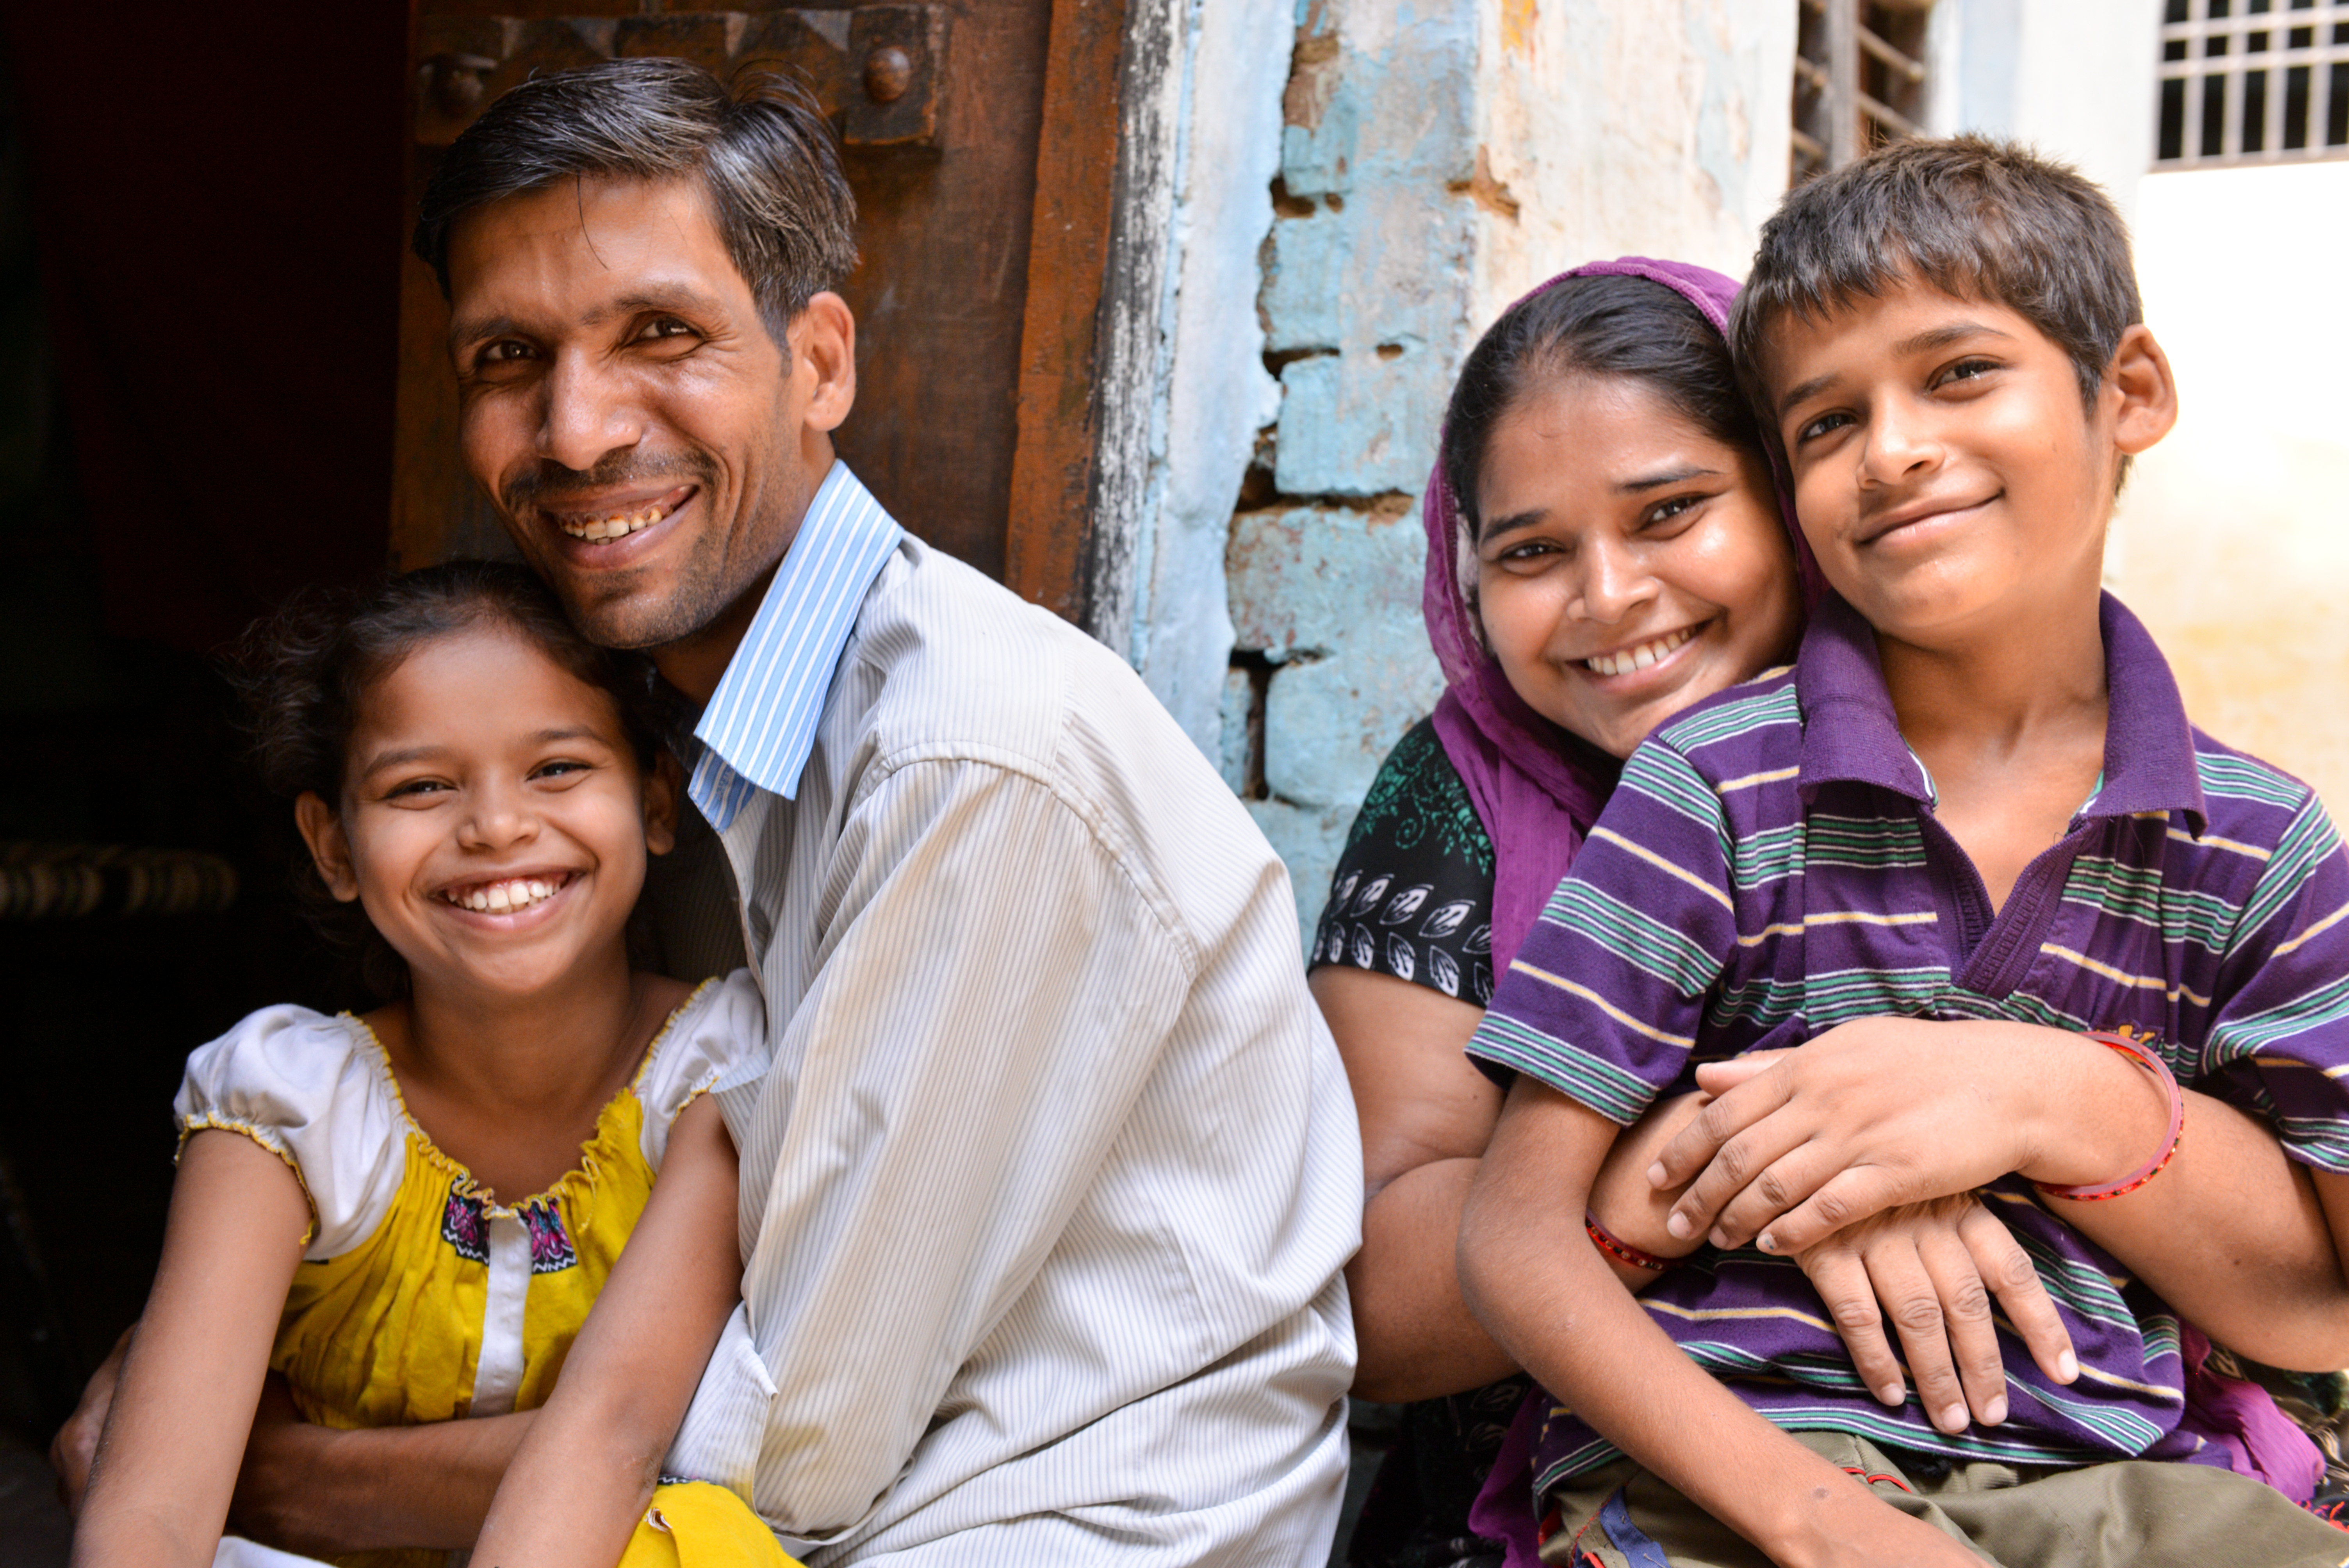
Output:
[2108, 324, 2179, 458]
[642, 752, 683, 858]
[293, 793, 362, 903]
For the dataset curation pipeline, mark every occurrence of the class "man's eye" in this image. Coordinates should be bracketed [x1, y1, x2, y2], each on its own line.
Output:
[477, 340, 533, 367]
[638, 317, 697, 342]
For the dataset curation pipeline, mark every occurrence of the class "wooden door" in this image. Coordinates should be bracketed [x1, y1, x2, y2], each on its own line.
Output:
[391, 0, 1131, 622]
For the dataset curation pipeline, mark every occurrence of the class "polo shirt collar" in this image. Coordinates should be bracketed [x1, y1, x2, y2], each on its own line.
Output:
[687, 460, 905, 829]
[1793, 590, 2207, 834]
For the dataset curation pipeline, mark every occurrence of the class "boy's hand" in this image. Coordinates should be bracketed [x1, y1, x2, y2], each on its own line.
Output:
[1797, 1194, 2078, 1436]
[1645, 1017, 2157, 1254]
[48, 1325, 132, 1513]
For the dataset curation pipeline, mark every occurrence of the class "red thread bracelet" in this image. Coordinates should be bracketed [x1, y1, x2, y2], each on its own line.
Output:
[2033, 1031, 2184, 1202]
[1585, 1211, 1672, 1271]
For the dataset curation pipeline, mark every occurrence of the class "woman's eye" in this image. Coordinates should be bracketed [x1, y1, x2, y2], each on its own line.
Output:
[1643, 495, 1700, 529]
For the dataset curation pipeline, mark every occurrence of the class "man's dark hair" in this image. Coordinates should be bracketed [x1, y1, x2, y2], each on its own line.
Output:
[413, 57, 858, 344]
[1442, 272, 1767, 539]
[1731, 135, 2140, 420]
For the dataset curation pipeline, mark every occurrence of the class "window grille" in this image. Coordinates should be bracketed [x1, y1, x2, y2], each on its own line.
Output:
[2157, 0, 2349, 167]
[1794, 0, 1934, 182]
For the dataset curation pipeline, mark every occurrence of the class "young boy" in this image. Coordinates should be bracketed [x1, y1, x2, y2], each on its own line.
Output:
[1457, 137, 2349, 1568]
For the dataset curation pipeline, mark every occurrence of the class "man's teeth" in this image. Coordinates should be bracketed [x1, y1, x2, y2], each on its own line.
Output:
[449, 877, 562, 914]
[1584, 625, 1698, 677]
[560, 504, 670, 542]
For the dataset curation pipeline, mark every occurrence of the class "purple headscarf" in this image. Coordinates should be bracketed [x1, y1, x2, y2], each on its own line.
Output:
[1423, 257, 1824, 973]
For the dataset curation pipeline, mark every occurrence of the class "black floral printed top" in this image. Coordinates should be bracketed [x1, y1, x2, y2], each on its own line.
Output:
[1312, 719, 1497, 1007]
[1313, 720, 1521, 1568]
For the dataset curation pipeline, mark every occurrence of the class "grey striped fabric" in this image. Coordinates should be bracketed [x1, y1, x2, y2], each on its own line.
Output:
[657, 504, 1360, 1567]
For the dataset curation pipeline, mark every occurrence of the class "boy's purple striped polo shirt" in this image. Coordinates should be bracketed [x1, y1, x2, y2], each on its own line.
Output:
[1469, 592, 2349, 1504]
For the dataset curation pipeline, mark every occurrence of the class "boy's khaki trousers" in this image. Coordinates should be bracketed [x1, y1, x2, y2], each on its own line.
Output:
[1545, 1429, 2349, 1568]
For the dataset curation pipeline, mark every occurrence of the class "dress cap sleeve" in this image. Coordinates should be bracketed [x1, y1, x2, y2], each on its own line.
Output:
[636, 969, 770, 1171]
[173, 1005, 406, 1258]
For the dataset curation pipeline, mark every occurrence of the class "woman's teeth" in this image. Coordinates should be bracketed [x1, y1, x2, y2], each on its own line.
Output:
[1584, 625, 1698, 677]
[560, 502, 671, 542]
[446, 876, 564, 914]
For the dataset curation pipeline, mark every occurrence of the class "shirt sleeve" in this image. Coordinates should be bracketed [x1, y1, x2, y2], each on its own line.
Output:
[1466, 736, 1739, 1123]
[173, 1005, 406, 1256]
[715, 756, 1211, 1540]
[634, 968, 770, 1172]
[2202, 794, 2349, 1172]
[1312, 718, 1497, 1007]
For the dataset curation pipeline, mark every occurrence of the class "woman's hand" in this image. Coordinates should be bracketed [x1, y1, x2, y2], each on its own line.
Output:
[1797, 1194, 2077, 1436]
[1646, 1018, 2168, 1255]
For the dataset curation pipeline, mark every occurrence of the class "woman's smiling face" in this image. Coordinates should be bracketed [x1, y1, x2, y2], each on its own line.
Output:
[1474, 374, 1804, 759]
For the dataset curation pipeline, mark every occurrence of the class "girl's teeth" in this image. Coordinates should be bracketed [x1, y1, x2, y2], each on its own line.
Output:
[454, 877, 561, 914]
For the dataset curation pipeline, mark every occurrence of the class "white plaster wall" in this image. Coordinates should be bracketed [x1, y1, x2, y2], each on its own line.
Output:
[1123, 0, 1292, 752]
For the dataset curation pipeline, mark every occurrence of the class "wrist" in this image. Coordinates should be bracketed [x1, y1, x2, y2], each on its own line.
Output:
[2015, 1029, 2176, 1189]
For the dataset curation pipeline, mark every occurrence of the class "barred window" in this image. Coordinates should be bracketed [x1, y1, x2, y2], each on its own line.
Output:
[2157, 0, 2349, 166]
[1794, 0, 1933, 182]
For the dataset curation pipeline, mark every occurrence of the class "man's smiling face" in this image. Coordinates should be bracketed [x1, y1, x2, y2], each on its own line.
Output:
[445, 174, 852, 661]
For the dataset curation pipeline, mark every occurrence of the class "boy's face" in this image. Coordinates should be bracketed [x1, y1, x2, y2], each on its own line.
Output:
[1764, 279, 2173, 649]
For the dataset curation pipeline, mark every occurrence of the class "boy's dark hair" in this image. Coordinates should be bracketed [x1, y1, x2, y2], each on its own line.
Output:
[1731, 135, 2140, 421]
[1442, 273, 1768, 538]
[413, 57, 858, 346]
[228, 560, 663, 1000]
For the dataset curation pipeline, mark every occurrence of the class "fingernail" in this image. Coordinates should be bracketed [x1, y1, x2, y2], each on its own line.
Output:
[1756, 1231, 1776, 1253]
[1876, 1384, 1903, 1406]
[1984, 1396, 2007, 1425]
[1940, 1404, 1968, 1432]
[2057, 1350, 2079, 1383]
[1646, 1163, 1667, 1188]
[1665, 1213, 1691, 1240]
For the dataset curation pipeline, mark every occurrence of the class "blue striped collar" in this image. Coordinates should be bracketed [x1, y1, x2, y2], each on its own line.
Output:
[688, 461, 905, 828]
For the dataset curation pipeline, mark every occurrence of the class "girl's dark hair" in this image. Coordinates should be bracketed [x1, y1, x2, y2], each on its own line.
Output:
[228, 560, 664, 1000]
[1439, 273, 1766, 538]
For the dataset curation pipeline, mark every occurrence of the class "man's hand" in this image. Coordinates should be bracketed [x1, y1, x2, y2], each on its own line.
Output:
[1645, 1018, 2166, 1255]
[1797, 1194, 2077, 1436]
[48, 1325, 132, 1513]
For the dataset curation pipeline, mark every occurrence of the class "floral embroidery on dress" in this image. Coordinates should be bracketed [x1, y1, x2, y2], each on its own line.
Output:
[437, 1184, 579, 1274]
[442, 1186, 489, 1264]
[520, 1196, 578, 1274]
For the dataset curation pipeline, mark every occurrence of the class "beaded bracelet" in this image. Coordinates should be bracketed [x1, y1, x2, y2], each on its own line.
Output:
[1584, 1211, 1672, 1272]
[2032, 1031, 2185, 1202]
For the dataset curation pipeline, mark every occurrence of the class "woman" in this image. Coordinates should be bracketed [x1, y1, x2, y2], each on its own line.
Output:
[1315, 260, 2070, 1568]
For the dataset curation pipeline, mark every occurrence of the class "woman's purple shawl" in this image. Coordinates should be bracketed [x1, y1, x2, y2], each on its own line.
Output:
[1422, 257, 1822, 973]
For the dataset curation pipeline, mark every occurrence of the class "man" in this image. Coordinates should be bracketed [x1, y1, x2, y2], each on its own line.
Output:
[59, 58, 1359, 1566]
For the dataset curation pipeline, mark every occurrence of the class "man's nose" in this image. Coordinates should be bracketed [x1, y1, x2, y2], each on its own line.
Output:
[540, 352, 647, 474]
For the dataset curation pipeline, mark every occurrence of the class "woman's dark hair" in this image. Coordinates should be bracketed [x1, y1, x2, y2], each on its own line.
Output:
[228, 560, 664, 1000]
[1439, 273, 1767, 539]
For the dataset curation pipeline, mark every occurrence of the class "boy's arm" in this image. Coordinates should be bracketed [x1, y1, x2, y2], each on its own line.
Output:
[469, 1092, 744, 1568]
[1459, 1078, 1982, 1568]
[71, 1130, 310, 1568]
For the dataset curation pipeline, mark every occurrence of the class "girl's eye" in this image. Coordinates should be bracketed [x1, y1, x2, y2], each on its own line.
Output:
[386, 778, 449, 800]
[533, 759, 591, 780]
[1795, 410, 1853, 444]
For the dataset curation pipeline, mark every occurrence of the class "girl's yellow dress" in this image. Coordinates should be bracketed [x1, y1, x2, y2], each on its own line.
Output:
[175, 971, 792, 1568]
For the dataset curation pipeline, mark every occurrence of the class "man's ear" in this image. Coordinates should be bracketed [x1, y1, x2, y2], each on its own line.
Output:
[294, 793, 362, 902]
[788, 291, 856, 436]
[642, 752, 683, 858]
[2108, 323, 2179, 457]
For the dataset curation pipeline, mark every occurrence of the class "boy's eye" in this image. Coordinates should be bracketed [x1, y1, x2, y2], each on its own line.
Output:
[1938, 356, 1998, 387]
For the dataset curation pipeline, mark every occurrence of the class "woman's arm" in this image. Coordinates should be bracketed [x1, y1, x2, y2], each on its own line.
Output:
[469, 1092, 744, 1568]
[1649, 1019, 2349, 1369]
[70, 1130, 310, 1568]
[1460, 1078, 1982, 1568]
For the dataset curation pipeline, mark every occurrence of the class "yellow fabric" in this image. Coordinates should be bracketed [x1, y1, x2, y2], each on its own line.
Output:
[620, 1482, 801, 1568]
[268, 1018, 691, 1568]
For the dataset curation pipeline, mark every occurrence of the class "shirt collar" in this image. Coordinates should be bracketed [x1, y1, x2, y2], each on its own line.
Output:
[1793, 590, 2207, 834]
[687, 461, 904, 828]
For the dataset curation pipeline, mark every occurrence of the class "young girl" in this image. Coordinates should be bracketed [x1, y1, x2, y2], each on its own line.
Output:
[68, 562, 789, 1568]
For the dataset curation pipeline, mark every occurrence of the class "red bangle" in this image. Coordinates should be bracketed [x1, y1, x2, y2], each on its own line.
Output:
[2033, 1031, 2185, 1202]
[1585, 1211, 1672, 1271]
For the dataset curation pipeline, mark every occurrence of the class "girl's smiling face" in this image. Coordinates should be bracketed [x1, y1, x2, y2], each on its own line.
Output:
[295, 621, 675, 1003]
[1474, 374, 1805, 759]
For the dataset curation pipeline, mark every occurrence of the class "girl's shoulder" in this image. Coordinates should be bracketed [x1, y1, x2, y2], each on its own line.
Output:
[174, 1005, 409, 1256]
[632, 969, 769, 1169]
